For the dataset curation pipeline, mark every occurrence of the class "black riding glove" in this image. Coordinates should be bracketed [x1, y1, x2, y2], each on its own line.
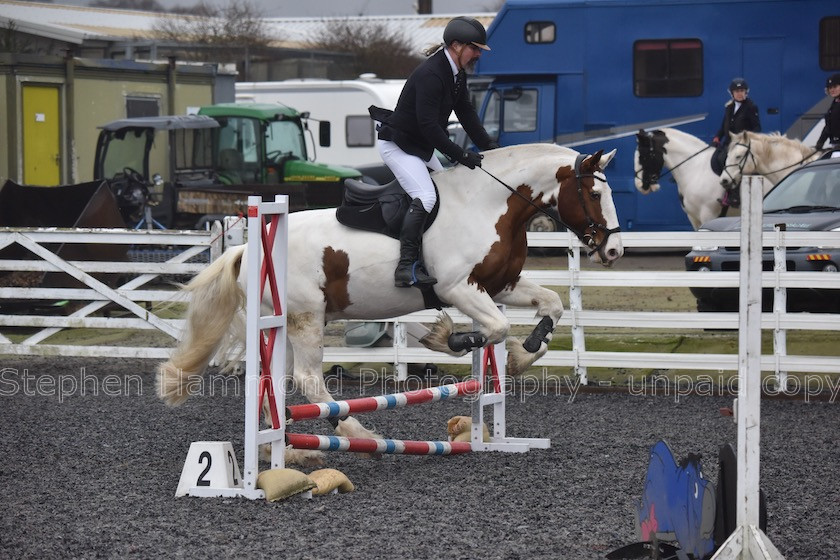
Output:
[459, 151, 483, 169]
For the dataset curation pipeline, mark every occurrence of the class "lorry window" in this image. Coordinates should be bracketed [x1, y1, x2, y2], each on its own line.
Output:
[503, 88, 538, 132]
[634, 39, 703, 97]
[820, 17, 840, 69]
[346, 115, 375, 147]
[266, 120, 306, 160]
[469, 87, 487, 111]
[484, 90, 500, 141]
[525, 22, 555, 44]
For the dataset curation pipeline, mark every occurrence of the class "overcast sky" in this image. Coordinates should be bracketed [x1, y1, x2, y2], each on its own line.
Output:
[45, 0, 501, 17]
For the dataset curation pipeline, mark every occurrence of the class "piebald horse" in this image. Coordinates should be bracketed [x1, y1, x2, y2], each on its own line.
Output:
[721, 131, 821, 190]
[157, 144, 623, 464]
[634, 128, 724, 230]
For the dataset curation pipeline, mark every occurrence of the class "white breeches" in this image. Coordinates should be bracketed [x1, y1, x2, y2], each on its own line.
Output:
[377, 138, 444, 213]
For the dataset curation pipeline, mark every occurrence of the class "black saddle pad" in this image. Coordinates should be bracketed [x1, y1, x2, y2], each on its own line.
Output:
[335, 178, 439, 239]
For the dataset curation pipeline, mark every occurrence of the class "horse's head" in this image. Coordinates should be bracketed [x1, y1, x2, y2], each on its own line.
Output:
[634, 129, 667, 193]
[720, 131, 754, 189]
[555, 148, 623, 267]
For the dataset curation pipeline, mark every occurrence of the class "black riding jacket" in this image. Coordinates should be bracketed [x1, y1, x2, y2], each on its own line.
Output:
[715, 97, 762, 141]
[370, 49, 493, 162]
[816, 98, 840, 149]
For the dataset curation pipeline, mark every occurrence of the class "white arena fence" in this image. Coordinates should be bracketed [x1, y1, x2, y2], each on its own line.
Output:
[0, 222, 229, 359]
[2, 217, 839, 387]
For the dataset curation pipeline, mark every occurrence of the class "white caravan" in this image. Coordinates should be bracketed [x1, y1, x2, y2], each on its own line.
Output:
[235, 75, 405, 183]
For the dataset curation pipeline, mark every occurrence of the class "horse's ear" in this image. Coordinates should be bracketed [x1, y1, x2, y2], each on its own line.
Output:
[729, 131, 739, 142]
[584, 149, 604, 171]
[599, 148, 617, 168]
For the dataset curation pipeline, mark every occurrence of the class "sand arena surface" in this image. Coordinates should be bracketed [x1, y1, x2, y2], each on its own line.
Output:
[1, 355, 837, 559]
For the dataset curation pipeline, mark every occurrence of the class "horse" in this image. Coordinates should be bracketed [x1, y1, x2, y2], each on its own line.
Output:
[156, 144, 624, 465]
[720, 130, 822, 190]
[634, 128, 726, 230]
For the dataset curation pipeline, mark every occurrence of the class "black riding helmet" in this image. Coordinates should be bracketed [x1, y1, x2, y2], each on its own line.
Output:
[728, 77, 749, 92]
[443, 16, 490, 51]
[827, 73, 840, 88]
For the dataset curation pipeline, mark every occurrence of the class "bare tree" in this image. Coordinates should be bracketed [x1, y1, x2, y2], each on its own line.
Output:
[307, 19, 424, 79]
[153, 0, 272, 62]
[0, 21, 36, 54]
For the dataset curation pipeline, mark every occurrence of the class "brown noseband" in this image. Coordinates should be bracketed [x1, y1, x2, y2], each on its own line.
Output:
[567, 153, 621, 258]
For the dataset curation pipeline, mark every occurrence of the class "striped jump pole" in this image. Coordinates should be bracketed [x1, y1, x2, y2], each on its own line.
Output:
[286, 433, 472, 455]
[286, 379, 481, 423]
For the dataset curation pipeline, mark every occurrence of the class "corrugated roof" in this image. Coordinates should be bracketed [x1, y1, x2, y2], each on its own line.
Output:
[0, 1, 496, 51]
[263, 14, 497, 52]
[0, 0, 172, 42]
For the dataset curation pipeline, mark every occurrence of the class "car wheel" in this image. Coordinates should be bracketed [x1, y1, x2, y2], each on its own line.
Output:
[527, 209, 563, 256]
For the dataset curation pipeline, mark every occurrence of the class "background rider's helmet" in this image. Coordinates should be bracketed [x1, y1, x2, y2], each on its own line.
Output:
[827, 73, 840, 88]
[728, 77, 749, 93]
[443, 16, 490, 51]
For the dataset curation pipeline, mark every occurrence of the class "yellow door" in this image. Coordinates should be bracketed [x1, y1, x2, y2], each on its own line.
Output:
[22, 85, 61, 185]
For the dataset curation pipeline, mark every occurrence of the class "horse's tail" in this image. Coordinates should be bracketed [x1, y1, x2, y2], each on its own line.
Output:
[157, 244, 247, 406]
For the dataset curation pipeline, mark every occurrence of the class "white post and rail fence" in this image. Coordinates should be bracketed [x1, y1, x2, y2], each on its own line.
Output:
[2, 212, 839, 386]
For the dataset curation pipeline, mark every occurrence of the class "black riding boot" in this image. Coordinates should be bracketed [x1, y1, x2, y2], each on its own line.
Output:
[394, 198, 437, 288]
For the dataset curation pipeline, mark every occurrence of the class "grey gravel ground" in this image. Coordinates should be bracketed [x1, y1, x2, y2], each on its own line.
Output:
[1, 356, 838, 559]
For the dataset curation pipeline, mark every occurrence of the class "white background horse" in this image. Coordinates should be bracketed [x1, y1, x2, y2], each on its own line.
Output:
[157, 144, 624, 464]
[721, 131, 821, 189]
[634, 128, 725, 229]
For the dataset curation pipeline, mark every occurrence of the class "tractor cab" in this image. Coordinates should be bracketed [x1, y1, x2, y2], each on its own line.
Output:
[94, 115, 219, 228]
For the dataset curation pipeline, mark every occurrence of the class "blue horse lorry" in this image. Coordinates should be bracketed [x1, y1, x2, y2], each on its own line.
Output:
[463, 0, 839, 231]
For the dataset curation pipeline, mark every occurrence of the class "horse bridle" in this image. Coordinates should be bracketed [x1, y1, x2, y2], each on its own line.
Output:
[635, 130, 712, 190]
[722, 139, 755, 186]
[635, 131, 664, 191]
[723, 138, 821, 186]
[478, 153, 621, 258]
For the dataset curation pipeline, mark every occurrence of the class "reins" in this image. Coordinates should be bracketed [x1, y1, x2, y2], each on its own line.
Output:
[477, 153, 621, 258]
[659, 145, 713, 178]
[636, 141, 712, 187]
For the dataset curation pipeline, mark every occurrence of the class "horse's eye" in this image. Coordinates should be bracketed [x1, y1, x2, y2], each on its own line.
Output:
[590, 191, 601, 201]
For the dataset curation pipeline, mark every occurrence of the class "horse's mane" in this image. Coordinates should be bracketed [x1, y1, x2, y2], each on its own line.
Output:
[487, 143, 580, 158]
[432, 143, 579, 179]
[740, 131, 812, 160]
[658, 127, 708, 151]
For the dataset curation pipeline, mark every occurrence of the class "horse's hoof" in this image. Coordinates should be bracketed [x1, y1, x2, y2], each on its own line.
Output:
[284, 447, 326, 467]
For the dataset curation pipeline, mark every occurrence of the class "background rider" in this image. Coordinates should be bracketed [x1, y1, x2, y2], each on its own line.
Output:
[711, 77, 762, 177]
[816, 73, 840, 153]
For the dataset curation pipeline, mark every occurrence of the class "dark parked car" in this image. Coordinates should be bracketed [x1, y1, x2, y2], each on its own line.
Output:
[686, 151, 840, 312]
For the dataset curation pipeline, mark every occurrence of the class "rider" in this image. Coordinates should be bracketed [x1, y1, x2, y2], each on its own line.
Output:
[369, 16, 499, 288]
[816, 73, 840, 153]
[711, 77, 762, 176]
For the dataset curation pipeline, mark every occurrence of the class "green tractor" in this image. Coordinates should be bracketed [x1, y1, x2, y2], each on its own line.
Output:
[94, 103, 362, 229]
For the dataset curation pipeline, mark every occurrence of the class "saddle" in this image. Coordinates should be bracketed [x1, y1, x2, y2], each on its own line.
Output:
[335, 178, 439, 239]
[335, 177, 444, 309]
[711, 141, 728, 176]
